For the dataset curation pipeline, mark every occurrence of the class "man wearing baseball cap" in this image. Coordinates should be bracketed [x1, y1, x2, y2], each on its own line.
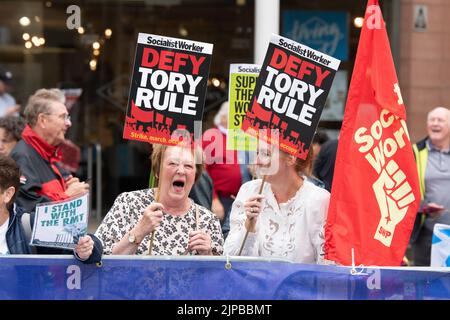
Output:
[0, 67, 20, 117]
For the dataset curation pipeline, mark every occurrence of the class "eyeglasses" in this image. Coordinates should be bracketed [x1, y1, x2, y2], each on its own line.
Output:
[44, 113, 71, 122]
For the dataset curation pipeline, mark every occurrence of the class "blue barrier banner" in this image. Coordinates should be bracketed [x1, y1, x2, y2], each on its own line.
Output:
[282, 10, 348, 61]
[0, 256, 449, 300]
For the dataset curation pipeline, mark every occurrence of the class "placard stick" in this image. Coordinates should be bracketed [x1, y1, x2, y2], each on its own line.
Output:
[148, 163, 163, 255]
[237, 175, 266, 256]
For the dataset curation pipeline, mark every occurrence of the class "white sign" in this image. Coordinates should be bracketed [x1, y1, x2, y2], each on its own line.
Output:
[431, 223, 450, 267]
[30, 193, 89, 250]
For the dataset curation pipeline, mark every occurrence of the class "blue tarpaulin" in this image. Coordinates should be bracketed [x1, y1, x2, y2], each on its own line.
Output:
[0, 256, 449, 300]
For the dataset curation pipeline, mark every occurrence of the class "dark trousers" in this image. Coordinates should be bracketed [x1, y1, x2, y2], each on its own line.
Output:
[219, 195, 235, 240]
[411, 227, 432, 266]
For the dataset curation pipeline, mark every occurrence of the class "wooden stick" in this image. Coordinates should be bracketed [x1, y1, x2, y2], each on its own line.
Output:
[148, 163, 163, 255]
[238, 176, 266, 256]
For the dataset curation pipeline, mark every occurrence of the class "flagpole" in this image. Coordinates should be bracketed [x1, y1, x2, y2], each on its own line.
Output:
[238, 175, 266, 256]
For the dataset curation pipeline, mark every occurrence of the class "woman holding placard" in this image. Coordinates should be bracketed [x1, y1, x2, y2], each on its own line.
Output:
[224, 142, 330, 264]
[95, 144, 223, 256]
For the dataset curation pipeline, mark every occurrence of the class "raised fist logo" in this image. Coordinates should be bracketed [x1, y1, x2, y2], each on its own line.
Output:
[373, 160, 415, 247]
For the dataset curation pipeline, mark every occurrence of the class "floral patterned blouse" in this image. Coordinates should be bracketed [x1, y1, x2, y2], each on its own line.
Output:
[95, 188, 224, 255]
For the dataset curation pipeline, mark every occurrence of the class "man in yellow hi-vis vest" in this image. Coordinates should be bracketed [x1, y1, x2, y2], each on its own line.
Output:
[411, 107, 450, 266]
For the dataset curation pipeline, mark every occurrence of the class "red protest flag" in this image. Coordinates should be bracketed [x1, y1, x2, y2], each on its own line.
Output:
[324, 0, 420, 266]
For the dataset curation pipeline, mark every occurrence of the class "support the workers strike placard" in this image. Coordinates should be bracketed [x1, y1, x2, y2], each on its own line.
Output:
[227, 63, 260, 151]
[242, 34, 340, 159]
[123, 33, 213, 146]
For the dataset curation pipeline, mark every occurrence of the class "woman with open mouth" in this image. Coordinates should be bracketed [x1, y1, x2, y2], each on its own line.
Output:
[95, 144, 224, 256]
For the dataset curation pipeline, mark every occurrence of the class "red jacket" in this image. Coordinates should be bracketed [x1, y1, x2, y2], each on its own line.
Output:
[10, 125, 69, 212]
[202, 127, 242, 199]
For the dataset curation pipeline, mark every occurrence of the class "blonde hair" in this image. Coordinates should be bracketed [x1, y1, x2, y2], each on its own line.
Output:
[151, 144, 204, 183]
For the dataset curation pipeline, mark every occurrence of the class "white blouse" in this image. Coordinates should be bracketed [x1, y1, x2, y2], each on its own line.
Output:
[224, 179, 330, 264]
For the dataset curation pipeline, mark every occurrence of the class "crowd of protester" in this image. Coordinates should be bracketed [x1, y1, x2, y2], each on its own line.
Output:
[1, 65, 449, 267]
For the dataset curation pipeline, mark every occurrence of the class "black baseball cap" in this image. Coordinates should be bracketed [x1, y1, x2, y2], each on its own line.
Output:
[0, 67, 13, 84]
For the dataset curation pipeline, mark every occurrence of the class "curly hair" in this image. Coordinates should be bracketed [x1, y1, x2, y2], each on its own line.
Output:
[0, 116, 26, 142]
[0, 154, 21, 208]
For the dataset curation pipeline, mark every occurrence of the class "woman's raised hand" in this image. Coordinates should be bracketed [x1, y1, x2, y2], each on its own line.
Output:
[244, 194, 264, 232]
[136, 202, 165, 236]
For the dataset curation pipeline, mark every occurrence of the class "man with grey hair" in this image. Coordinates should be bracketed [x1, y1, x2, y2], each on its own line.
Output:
[410, 106, 450, 266]
[10, 88, 89, 212]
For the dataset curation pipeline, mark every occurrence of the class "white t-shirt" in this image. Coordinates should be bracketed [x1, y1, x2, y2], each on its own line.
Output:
[0, 93, 16, 117]
[224, 179, 330, 264]
[0, 217, 10, 255]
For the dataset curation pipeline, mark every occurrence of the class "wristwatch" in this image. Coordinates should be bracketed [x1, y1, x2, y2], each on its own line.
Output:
[128, 232, 140, 245]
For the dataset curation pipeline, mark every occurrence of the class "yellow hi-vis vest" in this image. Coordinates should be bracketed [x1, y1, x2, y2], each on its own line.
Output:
[412, 141, 428, 201]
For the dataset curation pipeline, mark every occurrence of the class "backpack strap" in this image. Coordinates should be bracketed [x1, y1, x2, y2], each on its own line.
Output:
[21, 212, 38, 254]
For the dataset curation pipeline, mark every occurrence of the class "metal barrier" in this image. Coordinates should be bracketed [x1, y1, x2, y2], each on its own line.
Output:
[0, 255, 449, 300]
[87, 143, 102, 222]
